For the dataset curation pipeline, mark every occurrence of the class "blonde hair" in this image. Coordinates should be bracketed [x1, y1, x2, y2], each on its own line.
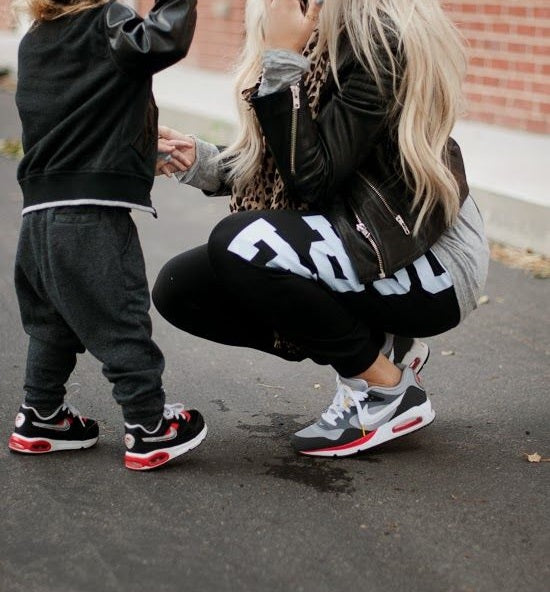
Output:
[224, 0, 467, 232]
[15, 0, 108, 22]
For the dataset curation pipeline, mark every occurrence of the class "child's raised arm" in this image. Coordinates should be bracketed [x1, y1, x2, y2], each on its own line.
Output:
[106, 0, 197, 75]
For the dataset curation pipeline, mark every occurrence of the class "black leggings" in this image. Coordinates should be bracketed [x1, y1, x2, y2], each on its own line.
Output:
[152, 210, 460, 377]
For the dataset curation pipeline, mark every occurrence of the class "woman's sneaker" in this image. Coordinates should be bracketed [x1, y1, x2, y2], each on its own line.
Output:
[292, 366, 435, 457]
[124, 403, 207, 471]
[8, 403, 99, 454]
[383, 334, 430, 372]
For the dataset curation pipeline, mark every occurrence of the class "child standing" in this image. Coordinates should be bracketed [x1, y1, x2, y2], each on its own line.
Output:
[8, 0, 206, 470]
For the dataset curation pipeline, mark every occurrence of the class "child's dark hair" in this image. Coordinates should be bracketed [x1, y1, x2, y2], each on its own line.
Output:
[20, 0, 109, 22]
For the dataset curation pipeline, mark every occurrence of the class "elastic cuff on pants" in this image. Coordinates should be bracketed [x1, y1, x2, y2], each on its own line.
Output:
[23, 393, 65, 415]
[122, 406, 165, 428]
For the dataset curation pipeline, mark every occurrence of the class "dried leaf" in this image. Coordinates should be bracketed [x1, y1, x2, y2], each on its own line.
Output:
[0, 138, 23, 159]
[490, 242, 550, 279]
[478, 295, 490, 305]
[523, 452, 550, 463]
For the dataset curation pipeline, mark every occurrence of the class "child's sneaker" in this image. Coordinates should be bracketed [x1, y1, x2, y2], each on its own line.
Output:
[292, 366, 435, 457]
[124, 403, 207, 471]
[8, 403, 99, 453]
[383, 334, 430, 372]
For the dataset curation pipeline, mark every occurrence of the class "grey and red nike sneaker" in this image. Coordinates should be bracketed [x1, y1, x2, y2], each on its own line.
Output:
[124, 403, 207, 471]
[8, 403, 99, 454]
[292, 366, 434, 457]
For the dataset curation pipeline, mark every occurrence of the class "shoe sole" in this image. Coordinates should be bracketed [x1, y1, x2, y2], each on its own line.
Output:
[8, 433, 99, 454]
[297, 401, 435, 458]
[124, 424, 208, 471]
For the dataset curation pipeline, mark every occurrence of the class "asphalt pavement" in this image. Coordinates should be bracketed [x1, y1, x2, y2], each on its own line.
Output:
[1, 89, 549, 592]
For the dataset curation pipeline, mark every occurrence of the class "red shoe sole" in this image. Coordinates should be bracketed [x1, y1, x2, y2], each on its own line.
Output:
[8, 433, 98, 454]
[124, 425, 207, 471]
[9, 434, 52, 453]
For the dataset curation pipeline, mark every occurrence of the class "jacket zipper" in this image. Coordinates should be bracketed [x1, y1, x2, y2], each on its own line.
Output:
[290, 84, 300, 175]
[352, 209, 386, 279]
[359, 173, 411, 235]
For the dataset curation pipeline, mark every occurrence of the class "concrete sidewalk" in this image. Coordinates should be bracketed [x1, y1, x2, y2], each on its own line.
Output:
[1, 30, 549, 255]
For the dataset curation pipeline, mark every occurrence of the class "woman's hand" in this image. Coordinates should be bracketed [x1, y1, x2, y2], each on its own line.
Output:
[156, 126, 197, 178]
[264, 0, 324, 53]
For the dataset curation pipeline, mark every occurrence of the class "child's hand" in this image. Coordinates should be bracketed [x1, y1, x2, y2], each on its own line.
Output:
[264, 0, 324, 53]
[156, 126, 196, 178]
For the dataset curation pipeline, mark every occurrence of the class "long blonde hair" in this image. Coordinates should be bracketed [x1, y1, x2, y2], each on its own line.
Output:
[223, 0, 467, 231]
[16, 0, 108, 22]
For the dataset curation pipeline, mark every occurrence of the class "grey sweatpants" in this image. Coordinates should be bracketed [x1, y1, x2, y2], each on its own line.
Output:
[14, 206, 165, 425]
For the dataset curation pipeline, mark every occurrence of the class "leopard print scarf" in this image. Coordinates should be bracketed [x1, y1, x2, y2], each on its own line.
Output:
[229, 31, 330, 213]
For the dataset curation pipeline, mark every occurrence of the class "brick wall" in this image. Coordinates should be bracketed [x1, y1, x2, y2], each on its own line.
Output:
[445, 2, 550, 134]
[2, 0, 548, 134]
[185, 0, 245, 70]
[0, 0, 14, 30]
[167, 0, 550, 134]
[138, 0, 245, 70]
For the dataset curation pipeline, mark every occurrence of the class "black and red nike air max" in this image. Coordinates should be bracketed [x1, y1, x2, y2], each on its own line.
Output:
[124, 403, 207, 471]
[9, 403, 99, 454]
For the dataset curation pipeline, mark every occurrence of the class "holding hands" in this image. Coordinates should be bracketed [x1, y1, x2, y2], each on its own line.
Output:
[156, 126, 196, 177]
[264, 0, 324, 52]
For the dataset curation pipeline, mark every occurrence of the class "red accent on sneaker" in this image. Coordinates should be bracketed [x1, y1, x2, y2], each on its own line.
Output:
[410, 357, 421, 370]
[392, 417, 422, 433]
[182, 410, 191, 421]
[304, 430, 377, 454]
[125, 451, 170, 471]
[8, 434, 52, 453]
[169, 422, 179, 433]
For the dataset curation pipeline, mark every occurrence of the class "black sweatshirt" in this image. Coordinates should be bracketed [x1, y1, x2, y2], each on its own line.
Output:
[16, 0, 197, 215]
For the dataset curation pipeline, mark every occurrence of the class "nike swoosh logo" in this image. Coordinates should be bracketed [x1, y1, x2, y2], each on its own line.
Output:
[142, 426, 178, 443]
[32, 419, 71, 432]
[351, 395, 404, 431]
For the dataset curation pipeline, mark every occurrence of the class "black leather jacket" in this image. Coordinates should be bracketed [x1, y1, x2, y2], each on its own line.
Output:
[17, 0, 196, 213]
[251, 42, 469, 282]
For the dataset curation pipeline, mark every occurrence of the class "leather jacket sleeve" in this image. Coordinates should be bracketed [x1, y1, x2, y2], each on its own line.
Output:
[106, 0, 197, 75]
[251, 58, 391, 208]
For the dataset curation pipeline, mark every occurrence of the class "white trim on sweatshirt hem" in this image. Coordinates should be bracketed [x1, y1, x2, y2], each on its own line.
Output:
[21, 200, 156, 216]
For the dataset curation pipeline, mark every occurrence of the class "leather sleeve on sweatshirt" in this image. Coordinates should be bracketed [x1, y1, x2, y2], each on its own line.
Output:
[106, 0, 197, 75]
[251, 59, 392, 208]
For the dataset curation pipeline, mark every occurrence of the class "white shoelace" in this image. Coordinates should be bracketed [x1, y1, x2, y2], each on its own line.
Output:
[163, 403, 185, 420]
[62, 402, 86, 427]
[321, 379, 368, 432]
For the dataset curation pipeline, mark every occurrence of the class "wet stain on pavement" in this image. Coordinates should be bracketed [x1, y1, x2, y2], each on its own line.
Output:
[264, 455, 355, 494]
[236, 412, 305, 439]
